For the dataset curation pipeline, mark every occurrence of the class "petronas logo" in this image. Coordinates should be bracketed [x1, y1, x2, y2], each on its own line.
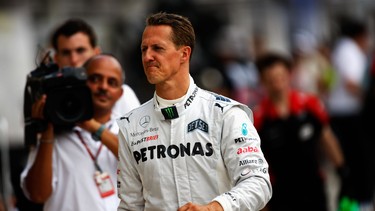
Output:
[161, 106, 178, 120]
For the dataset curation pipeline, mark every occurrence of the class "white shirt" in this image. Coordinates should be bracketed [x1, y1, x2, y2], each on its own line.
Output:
[112, 84, 141, 119]
[21, 121, 119, 211]
[328, 38, 367, 115]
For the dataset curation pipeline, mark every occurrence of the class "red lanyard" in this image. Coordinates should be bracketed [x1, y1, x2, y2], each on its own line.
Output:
[75, 131, 103, 172]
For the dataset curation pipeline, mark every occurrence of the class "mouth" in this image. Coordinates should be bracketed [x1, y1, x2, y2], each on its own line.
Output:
[94, 93, 109, 102]
[145, 62, 159, 69]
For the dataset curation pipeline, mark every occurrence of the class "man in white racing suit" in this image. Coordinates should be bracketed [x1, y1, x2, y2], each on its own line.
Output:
[117, 12, 272, 211]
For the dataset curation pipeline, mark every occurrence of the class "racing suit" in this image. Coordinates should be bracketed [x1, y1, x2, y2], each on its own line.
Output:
[117, 77, 272, 211]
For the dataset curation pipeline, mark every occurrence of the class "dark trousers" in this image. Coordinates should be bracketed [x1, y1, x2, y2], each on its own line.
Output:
[331, 115, 375, 202]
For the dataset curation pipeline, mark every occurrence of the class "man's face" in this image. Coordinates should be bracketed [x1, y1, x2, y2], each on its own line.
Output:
[141, 25, 186, 85]
[54, 32, 100, 67]
[86, 56, 123, 112]
[261, 63, 290, 96]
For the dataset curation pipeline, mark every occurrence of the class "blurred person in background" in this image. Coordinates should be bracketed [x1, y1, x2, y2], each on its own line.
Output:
[254, 53, 345, 211]
[291, 31, 336, 104]
[327, 17, 374, 210]
[21, 54, 123, 211]
[50, 18, 141, 118]
[117, 12, 272, 210]
[213, 26, 262, 108]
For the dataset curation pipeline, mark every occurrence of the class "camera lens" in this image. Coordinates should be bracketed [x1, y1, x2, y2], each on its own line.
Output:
[44, 85, 93, 126]
[57, 94, 84, 122]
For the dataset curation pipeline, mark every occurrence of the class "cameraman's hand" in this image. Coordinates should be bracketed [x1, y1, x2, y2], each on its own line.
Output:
[32, 94, 47, 119]
[31, 95, 54, 141]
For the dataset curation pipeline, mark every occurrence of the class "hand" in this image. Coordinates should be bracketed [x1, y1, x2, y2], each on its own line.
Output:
[178, 201, 223, 211]
[31, 95, 47, 119]
[31, 95, 54, 141]
[77, 119, 101, 133]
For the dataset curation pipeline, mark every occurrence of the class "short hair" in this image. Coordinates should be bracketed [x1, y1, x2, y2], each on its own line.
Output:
[51, 18, 97, 50]
[339, 17, 368, 38]
[146, 12, 195, 55]
[84, 53, 125, 84]
[255, 53, 292, 75]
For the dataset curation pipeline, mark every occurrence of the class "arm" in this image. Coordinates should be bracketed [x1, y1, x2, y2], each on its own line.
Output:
[344, 79, 363, 100]
[24, 95, 54, 203]
[214, 106, 272, 210]
[320, 125, 345, 168]
[78, 119, 118, 157]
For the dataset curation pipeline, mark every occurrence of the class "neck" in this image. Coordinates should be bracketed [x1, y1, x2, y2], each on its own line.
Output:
[155, 73, 190, 100]
[270, 90, 289, 118]
[270, 91, 288, 103]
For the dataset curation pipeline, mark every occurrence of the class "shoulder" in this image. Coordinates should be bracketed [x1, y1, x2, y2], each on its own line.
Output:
[117, 99, 153, 127]
[291, 91, 329, 124]
[291, 91, 323, 108]
[199, 89, 254, 121]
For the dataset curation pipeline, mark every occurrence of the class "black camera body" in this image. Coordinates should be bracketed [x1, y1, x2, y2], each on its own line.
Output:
[24, 61, 93, 146]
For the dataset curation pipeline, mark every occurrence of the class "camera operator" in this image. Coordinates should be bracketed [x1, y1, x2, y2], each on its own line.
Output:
[51, 18, 140, 117]
[13, 19, 140, 211]
[21, 54, 123, 211]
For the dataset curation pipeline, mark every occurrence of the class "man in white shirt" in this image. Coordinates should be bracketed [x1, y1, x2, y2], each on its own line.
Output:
[327, 17, 374, 210]
[21, 54, 123, 211]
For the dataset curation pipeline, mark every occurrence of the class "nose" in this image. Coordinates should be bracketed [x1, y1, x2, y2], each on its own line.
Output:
[142, 49, 154, 62]
[98, 78, 109, 90]
[69, 52, 81, 67]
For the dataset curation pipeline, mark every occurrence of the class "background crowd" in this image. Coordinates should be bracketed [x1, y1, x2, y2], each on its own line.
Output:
[1, 0, 375, 210]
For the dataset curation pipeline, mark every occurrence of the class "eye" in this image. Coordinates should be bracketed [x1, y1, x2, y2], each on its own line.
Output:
[87, 74, 100, 83]
[60, 49, 71, 56]
[108, 78, 120, 88]
[76, 47, 87, 54]
[153, 46, 163, 51]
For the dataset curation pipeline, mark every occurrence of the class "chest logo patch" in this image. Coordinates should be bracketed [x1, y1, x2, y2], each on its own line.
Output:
[139, 115, 151, 128]
[188, 119, 208, 133]
[241, 123, 248, 136]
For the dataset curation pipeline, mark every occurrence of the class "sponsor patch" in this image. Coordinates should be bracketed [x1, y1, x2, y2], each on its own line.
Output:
[130, 127, 158, 137]
[161, 106, 179, 120]
[133, 142, 213, 164]
[131, 135, 159, 146]
[237, 146, 259, 154]
[184, 87, 198, 108]
[139, 115, 151, 128]
[215, 95, 231, 102]
[241, 123, 248, 136]
[187, 119, 208, 133]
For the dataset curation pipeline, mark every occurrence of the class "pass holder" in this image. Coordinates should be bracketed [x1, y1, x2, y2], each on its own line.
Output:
[75, 130, 115, 198]
[94, 171, 115, 198]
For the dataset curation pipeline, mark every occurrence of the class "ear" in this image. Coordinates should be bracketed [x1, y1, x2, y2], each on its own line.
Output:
[180, 46, 191, 63]
[53, 52, 62, 66]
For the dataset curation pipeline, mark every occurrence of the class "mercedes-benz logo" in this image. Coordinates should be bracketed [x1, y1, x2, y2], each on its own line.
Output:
[139, 115, 151, 128]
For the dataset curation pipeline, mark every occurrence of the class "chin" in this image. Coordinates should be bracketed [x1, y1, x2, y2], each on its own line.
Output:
[94, 101, 109, 109]
[146, 76, 159, 85]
